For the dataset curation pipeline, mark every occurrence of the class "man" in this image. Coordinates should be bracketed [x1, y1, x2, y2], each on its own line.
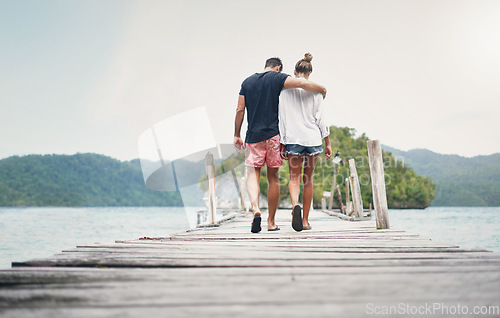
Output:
[234, 57, 327, 233]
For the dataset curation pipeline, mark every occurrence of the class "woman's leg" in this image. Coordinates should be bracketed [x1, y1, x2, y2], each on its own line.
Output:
[302, 154, 319, 226]
[288, 154, 303, 207]
[266, 166, 280, 230]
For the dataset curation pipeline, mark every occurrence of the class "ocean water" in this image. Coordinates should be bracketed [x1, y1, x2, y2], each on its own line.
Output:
[0, 206, 498, 270]
[0, 207, 197, 270]
[389, 207, 500, 253]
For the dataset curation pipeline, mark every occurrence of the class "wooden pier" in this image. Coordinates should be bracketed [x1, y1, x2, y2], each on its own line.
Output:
[1, 210, 499, 317]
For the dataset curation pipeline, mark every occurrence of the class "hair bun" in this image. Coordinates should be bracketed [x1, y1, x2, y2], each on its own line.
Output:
[303, 53, 313, 62]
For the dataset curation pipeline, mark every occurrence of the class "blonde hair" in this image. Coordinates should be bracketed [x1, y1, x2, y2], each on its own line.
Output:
[295, 53, 313, 74]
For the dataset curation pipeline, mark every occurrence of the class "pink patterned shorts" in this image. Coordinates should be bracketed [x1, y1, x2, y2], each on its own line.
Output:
[245, 134, 284, 168]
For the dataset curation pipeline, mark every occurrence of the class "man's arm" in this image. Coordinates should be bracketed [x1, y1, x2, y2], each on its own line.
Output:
[233, 94, 245, 152]
[284, 77, 327, 99]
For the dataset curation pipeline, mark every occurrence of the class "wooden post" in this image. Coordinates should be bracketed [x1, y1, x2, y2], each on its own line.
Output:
[345, 177, 351, 215]
[347, 177, 355, 216]
[367, 140, 390, 229]
[335, 184, 344, 214]
[328, 165, 338, 210]
[205, 152, 216, 225]
[243, 169, 250, 214]
[348, 159, 364, 218]
[231, 169, 246, 211]
[321, 197, 327, 210]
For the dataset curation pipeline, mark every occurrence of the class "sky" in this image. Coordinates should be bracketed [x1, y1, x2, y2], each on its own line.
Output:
[1, 0, 499, 161]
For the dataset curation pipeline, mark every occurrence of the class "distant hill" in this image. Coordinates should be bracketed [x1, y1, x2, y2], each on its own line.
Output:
[6, 139, 492, 208]
[382, 146, 500, 206]
[0, 153, 185, 207]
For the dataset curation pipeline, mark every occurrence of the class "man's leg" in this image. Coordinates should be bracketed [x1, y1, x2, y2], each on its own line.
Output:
[246, 166, 261, 217]
[264, 134, 284, 230]
[302, 154, 319, 227]
[266, 166, 280, 230]
[247, 166, 263, 233]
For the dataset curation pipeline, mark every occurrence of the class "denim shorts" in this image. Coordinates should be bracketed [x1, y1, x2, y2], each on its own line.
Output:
[286, 144, 323, 156]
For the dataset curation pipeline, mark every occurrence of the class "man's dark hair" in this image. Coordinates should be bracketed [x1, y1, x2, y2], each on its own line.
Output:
[265, 57, 283, 72]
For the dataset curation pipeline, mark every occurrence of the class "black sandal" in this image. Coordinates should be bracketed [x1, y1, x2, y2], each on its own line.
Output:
[292, 205, 303, 232]
[251, 216, 262, 233]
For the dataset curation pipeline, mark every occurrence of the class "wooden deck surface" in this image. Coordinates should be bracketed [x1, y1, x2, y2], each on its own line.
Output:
[1, 210, 499, 317]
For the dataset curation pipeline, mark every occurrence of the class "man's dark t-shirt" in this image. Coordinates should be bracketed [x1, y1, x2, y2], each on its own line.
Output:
[239, 71, 289, 143]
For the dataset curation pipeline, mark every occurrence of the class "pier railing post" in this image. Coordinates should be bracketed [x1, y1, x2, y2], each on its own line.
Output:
[348, 159, 364, 218]
[328, 166, 338, 210]
[205, 152, 216, 225]
[345, 177, 352, 215]
[231, 169, 246, 211]
[367, 140, 390, 229]
[335, 185, 344, 214]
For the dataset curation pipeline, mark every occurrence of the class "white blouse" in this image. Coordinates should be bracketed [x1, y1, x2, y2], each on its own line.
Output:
[278, 87, 330, 146]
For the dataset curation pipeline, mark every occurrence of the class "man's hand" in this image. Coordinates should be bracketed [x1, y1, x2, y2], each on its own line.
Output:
[324, 142, 332, 160]
[234, 136, 244, 153]
[280, 143, 288, 160]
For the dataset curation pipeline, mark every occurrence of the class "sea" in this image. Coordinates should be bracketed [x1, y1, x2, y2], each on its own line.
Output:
[0, 206, 499, 269]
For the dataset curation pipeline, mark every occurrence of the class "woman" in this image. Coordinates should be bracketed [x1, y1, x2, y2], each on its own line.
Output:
[279, 53, 332, 231]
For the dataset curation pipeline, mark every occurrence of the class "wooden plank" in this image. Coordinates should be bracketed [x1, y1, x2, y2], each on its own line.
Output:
[38, 248, 500, 260]
[1, 267, 499, 317]
[322, 209, 354, 221]
[12, 253, 500, 268]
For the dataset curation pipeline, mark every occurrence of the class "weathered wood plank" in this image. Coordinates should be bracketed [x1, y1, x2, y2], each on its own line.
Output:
[64, 246, 491, 254]
[1, 267, 499, 317]
[27, 250, 500, 262]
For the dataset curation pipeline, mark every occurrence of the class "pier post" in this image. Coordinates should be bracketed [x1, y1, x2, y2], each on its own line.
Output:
[328, 166, 338, 210]
[335, 185, 344, 214]
[205, 152, 216, 225]
[348, 159, 364, 218]
[367, 140, 390, 229]
[231, 169, 246, 211]
[345, 177, 351, 215]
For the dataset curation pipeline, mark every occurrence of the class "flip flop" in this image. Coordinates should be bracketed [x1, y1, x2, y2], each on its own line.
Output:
[251, 216, 262, 233]
[292, 205, 303, 232]
[268, 226, 280, 231]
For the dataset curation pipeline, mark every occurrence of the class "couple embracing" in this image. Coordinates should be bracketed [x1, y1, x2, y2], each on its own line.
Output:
[233, 54, 332, 233]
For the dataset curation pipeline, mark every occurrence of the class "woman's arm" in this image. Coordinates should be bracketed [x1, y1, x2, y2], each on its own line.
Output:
[278, 94, 288, 160]
[313, 94, 330, 140]
[313, 94, 332, 160]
